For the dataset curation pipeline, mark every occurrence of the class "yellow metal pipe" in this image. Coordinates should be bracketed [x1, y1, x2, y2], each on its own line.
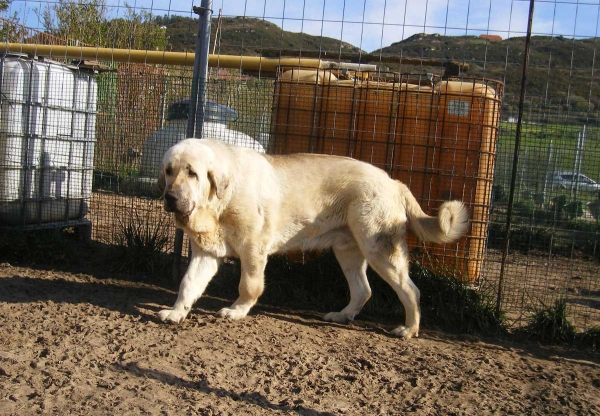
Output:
[0, 43, 324, 70]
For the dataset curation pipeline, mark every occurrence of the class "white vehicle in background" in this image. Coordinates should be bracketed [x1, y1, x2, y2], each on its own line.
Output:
[546, 171, 600, 194]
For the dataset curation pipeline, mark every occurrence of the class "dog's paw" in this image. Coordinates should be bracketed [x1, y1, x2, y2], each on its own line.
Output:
[216, 307, 248, 320]
[391, 325, 419, 339]
[323, 311, 353, 324]
[157, 308, 187, 324]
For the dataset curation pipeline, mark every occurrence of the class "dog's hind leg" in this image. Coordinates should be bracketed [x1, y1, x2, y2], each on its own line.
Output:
[216, 252, 267, 320]
[158, 247, 221, 324]
[364, 238, 421, 339]
[323, 242, 371, 324]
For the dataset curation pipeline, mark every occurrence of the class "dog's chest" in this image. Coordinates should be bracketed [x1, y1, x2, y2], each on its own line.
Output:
[182, 210, 230, 257]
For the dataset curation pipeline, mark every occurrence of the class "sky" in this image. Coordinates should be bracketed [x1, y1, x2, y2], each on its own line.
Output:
[9, 0, 600, 53]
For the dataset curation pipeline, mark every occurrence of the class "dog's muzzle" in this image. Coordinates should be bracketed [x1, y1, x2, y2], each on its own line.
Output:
[164, 191, 193, 215]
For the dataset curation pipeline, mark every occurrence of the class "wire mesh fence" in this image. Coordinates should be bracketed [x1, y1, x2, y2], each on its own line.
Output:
[0, 0, 599, 333]
[270, 71, 503, 284]
[488, 100, 600, 330]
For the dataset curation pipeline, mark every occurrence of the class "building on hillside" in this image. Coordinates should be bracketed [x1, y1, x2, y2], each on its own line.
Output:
[479, 34, 502, 42]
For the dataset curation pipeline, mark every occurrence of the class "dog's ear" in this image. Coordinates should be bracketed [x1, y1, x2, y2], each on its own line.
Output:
[207, 165, 229, 199]
[157, 170, 166, 195]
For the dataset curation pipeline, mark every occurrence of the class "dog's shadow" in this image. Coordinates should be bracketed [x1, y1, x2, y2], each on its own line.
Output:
[1, 273, 341, 414]
[141, 292, 392, 338]
[0, 271, 392, 338]
[0, 272, 170, 320]
[255, 304, 394, 337]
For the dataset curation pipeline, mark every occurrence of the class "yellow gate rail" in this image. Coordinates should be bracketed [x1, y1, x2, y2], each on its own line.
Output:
[0, 43, 358, 73]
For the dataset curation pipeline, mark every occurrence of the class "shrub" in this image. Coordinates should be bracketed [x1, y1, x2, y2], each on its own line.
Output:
[576, 326, 600, 351]
[487, 217, 600, 257]
[517, 299, 576, 345]
[410, 261, 505, 336]
[114, 209, 172, 279]
[513, 200, 537, 219]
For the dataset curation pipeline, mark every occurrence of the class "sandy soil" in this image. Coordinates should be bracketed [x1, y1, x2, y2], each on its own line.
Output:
[1, 263, 599, 415]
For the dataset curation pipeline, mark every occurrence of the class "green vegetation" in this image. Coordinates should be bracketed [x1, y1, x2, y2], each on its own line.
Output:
[5, 0, 600, 104]
[0, 0, 26, 42]
[516, 299, 577, 345]
[496, 121, 600, 184]
[205, 77, 275, 141]
[515, 299, 600, 350]
[153, 17, 600, 103]
[374, 33, 600, 101]
[409, 261, 505, 336]
[577, 326, 600, 351]
[114, 208, 172, 278]
[491, 116, 600, 259]
[155, 15, 362, 55]
[488, 215, 600, 258]
[490, 117, 600, 259]
[12, 2, 600, 111]
[39, 0, 167, 50]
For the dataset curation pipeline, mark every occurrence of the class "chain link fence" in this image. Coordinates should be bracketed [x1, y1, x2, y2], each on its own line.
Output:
[1, 0, 599, 333]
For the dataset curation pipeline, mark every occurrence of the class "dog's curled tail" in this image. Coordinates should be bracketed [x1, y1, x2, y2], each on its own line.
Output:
[401, 184, 469, 244]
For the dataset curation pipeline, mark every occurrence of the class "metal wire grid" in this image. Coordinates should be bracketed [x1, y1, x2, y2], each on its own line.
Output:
[0, 55, 96, 236]
[487, 102, 600, 329]
[90, 69, 273, 246]
[0, 0, 599, 330]
[269, 71, 503, 283]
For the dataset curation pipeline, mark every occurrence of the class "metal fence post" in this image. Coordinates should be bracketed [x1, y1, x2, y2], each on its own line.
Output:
[172, 0, 213, 281]
[495, 0, 535, 315]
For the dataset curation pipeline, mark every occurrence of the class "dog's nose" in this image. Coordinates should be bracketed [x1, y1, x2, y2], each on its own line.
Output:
[164, 192, 178, 209]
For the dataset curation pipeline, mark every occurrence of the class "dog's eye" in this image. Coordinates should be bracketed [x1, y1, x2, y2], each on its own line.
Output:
[189, 171, 197, 179]
[165, 167, 173, 176]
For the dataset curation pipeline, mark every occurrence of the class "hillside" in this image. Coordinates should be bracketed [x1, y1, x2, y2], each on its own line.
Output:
[155, 15, 599, 107]
[155, 15, 362, 56]
[375, 33, 599, 106]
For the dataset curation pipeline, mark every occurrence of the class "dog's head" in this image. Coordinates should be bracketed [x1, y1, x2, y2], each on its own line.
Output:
[158, 139, 229, 219]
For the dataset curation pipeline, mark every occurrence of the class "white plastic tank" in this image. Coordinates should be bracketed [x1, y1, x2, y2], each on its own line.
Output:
[0, 54, 97, 225]
[140, 99, 266, 178]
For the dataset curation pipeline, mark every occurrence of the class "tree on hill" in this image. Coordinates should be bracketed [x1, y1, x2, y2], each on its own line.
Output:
[0, 0, 28, 43]
[39, 0, 167, 50]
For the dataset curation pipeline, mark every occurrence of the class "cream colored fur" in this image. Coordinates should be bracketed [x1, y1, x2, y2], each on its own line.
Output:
[157, 139, 469, 339]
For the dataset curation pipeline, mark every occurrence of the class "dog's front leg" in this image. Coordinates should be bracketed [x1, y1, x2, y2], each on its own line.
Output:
[216, 252, 266, 320]
[158, 247, 221, 324]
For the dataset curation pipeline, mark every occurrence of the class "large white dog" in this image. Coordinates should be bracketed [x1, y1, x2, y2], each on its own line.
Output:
[157, 139, 469, 339]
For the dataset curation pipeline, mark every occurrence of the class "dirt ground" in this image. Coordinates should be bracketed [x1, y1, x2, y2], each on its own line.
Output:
[0, 263, 599, 416]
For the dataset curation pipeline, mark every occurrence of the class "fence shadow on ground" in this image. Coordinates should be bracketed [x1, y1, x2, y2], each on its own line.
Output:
[112, 361, 336, 416]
